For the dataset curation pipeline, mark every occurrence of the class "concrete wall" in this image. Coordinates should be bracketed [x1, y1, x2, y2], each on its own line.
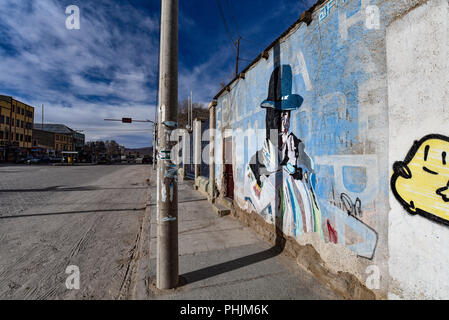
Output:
[387, 0, 449, 299]
[212, 0, 448, 299]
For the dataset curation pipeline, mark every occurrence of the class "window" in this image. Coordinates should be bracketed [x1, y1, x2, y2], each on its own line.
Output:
[21, 108, 24, 115]
[12, 106, 14, 112]
[20, 134, 23, 142]
[15, 133, 19, 141]
[0, 115, 4, 124]
[0, 131, 3, 139]
[16, 120, 19, 127]
[6, 117, 9, 125]
[21, 121, 24, 128]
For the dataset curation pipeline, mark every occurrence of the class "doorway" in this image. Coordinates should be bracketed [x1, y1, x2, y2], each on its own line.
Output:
[223, 137, 234, 200]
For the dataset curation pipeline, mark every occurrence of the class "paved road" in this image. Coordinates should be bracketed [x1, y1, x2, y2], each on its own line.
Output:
[0, 164, 150, 300]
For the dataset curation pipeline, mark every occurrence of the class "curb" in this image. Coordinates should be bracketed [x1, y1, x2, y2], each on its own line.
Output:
[130, 172, 155, 300]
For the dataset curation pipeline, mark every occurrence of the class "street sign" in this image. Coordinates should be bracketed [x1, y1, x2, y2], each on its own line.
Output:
[159, 150, 171, 160]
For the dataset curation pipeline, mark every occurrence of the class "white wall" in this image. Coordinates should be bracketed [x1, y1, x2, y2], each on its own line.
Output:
[387, 0, 449, 299]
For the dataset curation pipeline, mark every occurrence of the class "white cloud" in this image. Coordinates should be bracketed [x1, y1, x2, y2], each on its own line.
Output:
[179, 44, 235, 105]
[0, 0, 159, 147]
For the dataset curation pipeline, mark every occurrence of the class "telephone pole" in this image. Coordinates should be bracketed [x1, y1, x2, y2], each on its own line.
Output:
[235, 36, 241, 77]
[156, 0, 179, 290]
[42, 104, 44, 130]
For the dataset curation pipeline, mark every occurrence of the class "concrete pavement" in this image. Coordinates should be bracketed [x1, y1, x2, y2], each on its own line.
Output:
[136, 171, 341, 300]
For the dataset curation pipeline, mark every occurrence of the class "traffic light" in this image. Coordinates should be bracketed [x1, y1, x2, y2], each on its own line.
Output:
[122, 118, 132, 123]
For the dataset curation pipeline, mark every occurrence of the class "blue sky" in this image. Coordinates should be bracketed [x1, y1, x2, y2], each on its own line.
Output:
[0, 0, 315, 148]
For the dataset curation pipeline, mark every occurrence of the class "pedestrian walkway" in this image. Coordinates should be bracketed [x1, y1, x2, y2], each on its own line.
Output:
[137, 173, 341, 300]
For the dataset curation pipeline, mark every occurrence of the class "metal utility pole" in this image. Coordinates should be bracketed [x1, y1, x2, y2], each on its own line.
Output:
[187, 93, 190, 130]
[42, 104, 44, 130]
[190, 91, 193, 130]
[157, 0, 179, 290]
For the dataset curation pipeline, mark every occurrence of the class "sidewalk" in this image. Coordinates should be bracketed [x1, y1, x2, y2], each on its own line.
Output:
[136, 172, 341, 300]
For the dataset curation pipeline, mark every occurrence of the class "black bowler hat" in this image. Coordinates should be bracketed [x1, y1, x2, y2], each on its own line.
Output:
[260, 64, 304, 110]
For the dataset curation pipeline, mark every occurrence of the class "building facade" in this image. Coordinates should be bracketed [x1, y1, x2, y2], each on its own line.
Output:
[33, 124, 75, 154]
[0, 95, 34, 161]
[32, 128, 55, 153]
[206, 0, 449, 299]
[71, 130, 85, 152]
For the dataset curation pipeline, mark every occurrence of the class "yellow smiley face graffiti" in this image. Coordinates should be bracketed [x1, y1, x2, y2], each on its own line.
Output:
[391, 134, 449, 225]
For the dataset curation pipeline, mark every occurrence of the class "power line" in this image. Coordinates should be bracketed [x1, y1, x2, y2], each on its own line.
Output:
[240, 36, 266, 47]
[225, 0, 241, 37]
[215, 0, 237, 49]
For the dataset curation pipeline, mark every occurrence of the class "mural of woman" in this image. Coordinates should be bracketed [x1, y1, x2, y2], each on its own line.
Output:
[243, 64, 323, 238]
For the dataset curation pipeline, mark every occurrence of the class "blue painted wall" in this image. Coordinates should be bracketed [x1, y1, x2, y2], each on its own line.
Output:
[214, 0, 392, 260]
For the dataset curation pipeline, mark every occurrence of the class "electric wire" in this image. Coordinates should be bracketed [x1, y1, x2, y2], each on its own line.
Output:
[215, 0, 237, 49]
[224, 0, 241, 37]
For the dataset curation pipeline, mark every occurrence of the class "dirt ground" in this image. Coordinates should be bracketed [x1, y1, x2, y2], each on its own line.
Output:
[0, 164, 150, 300]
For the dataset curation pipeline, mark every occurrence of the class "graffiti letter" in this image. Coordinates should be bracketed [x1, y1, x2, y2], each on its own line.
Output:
[291, 51, 313, 91]
[339, 0, 369, 41]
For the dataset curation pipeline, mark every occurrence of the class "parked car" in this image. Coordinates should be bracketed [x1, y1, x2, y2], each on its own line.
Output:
[50, 156, 63, 163]
[97, 154, 109, 164]
[127, 155, 136, 164]
[142, 156, 152, 164]
[110, 155, 121, 164]
[27, 155, 50, 165]
[15, 155, 33, 164]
